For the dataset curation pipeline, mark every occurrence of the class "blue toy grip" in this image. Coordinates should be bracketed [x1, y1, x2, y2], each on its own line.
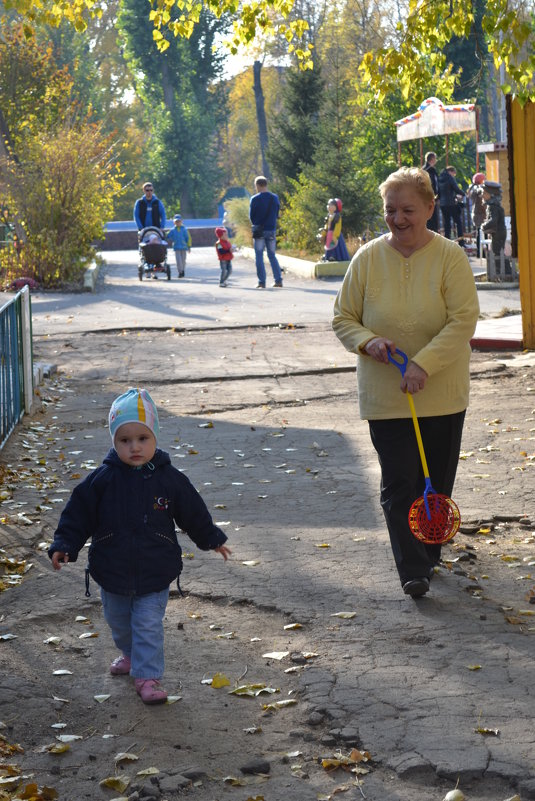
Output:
[387, 348, 408, 377]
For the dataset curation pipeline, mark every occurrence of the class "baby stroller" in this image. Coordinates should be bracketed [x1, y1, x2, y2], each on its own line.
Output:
[138, 226, 171, 281]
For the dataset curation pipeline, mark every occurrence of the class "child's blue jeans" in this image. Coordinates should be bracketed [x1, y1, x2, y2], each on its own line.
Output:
[220, 261, 232, 284]
[101, 587, 169, 679]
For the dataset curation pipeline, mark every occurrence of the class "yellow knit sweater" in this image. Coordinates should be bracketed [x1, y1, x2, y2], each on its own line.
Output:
[332, 233, 480, 420]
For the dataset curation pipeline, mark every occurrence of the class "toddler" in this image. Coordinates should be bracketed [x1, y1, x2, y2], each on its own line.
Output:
[166, 214, 192, 278]
[215, 226, 233, 287]
[49, 388, 231, 705]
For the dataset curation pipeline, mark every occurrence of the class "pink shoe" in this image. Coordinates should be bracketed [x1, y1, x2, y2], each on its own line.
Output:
[110, 655, 131, 676]
[135, 679, 168, 705]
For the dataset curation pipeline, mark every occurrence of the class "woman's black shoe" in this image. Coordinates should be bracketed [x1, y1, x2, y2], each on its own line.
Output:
[402, 577, 430, 598]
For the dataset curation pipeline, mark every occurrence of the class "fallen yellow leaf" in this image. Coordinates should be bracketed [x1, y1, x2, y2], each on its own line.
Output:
[262, 699, 297, 711]
[223, 776, 246, 785]
[211, 672, 231, 689]
[136, 767, 160, 777]
[115, 752, 138, 764]
[99, 775, 130, 792]
[474, 727, 499, 736]
[47, 743, 71, 754]
[262, 651, 289, 660]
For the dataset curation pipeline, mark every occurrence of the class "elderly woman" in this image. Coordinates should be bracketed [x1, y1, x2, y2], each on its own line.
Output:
[332, 167, 479, 599]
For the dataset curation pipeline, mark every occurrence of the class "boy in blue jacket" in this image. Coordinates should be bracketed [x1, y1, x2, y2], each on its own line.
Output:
[49, 388, 231, 705]
[166, 214, 191, 277]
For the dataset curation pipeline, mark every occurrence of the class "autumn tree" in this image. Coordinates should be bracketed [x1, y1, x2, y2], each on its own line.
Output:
[2, 122, 121, 286]
[360, 0, 534, 104]
[3, 0, 534, 103]
[0, 23, 74, 153]
[0, 24, 123, 285]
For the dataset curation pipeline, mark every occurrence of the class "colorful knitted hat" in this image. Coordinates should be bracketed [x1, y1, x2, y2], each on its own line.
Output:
[109, 388, 160, 442]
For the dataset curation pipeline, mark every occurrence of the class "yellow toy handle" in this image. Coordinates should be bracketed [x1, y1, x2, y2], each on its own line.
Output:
[406, 392, 430, 480]
[387, 348, 431, 480]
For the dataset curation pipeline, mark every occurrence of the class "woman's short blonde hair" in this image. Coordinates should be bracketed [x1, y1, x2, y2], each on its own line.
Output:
[379, 167, 435, 204]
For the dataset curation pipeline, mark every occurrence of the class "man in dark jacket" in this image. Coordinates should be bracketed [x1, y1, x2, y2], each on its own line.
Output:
[134, 182, 167, 231]
[438, 166, 465, 246]
[423, 152, 439, 232]
[249, 175, 283, 288]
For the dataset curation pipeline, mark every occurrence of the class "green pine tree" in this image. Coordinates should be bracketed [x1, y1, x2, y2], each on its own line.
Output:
[268, 64, 325, 195]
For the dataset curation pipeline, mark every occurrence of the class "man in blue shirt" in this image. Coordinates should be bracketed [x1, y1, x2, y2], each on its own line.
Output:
[134, 182, 167, 231]
[249, 176, 283, 288]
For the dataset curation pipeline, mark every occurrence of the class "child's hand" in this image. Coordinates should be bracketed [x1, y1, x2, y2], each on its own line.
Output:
[214, 545, 232, 561]
[51, 551, 69, 570]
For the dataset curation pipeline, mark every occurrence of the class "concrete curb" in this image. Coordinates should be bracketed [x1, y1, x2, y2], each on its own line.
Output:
[474, 279, 520, 290]
[313, 259, 350, 277]
[241, 249, 521, 284]
[241, 247, 316, 278]
[31, 361, 57, 415]
[471, 335, 523, 349]
[241, 247, 349, 278]
[83, 261, 100, 292]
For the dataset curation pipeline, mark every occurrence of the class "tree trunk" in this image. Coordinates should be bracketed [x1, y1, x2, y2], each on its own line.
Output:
[252, 60, 272, 180]
[161, 59, 175, 113]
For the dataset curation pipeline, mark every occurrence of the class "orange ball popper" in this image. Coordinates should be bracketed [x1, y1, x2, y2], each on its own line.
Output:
[388, 349, 461, 545]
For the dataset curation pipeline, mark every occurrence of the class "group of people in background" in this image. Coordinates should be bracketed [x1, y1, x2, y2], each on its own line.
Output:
[133, 176, 286, 289]
[423, 151, 507, 260]
[133, 155, 508, 290]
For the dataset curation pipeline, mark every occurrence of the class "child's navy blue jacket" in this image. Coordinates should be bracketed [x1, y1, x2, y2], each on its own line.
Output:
[48, 448, 227, 596]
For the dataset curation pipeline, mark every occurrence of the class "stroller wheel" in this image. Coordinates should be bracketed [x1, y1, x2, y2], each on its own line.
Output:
[138, 266, 143, 281]
[166, 263, 171, 281]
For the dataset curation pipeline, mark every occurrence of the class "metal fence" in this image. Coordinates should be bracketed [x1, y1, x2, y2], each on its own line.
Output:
[0, 286, 33, 450]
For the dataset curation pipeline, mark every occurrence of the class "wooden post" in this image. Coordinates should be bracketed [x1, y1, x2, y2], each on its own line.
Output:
[509, 97, 535, 349]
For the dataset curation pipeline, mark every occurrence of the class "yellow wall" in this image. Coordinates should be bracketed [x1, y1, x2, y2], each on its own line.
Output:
[510, 99, 535, 349]
[484, 151, 510, 215]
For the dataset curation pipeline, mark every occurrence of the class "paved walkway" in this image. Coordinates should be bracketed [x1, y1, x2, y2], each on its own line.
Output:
[3, 249, 533, 801]
[34, 249, 524, 349]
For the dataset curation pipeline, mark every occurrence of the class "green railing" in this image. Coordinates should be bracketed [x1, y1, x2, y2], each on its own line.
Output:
[0, 286, 33, 449]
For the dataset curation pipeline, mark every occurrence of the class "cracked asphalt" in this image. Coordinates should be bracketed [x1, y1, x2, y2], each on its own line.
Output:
[1, 250, 534, 801]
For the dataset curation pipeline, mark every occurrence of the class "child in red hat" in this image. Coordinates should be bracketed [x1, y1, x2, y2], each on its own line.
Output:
[215, 226, 234, 287]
